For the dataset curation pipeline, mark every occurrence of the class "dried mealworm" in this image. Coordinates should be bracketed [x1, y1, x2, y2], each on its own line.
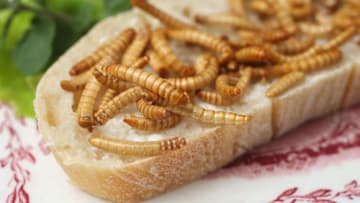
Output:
[261, 29, 292, 43]
[195, 13, 257, 30]
[167, 54, 219, 91]
[124, 114, 181, 131]
[196, 90, 235, 106]
[98, 89, 118, 111]
[88, 135, 186, 156]
[290, 1, 313, 20]
[261, 49, 342, 77]
[167, 104, 251, 125]
[226, 60, 238, 71]
[235, 68, 252, 96]
[266, 71, 305, 97]
[147, 50, 168, 77]
[104, 57, 190, 105]
[165, 29, 233, 63]
[94, 86, 145, 125]
[136, 98, 171, 119]
[299, 22, 333, 37]
[130, 0, 194, 29]
[216, 74, 241, 97]
[151, 28, 195, 77]
[121, 23, 151, 67]
[60, 69, 92, 92]
[69, 28, 135, 76]
[276, 36, 315, 55]
[227, 0, 246, 16]
[275, 0, 297, 35]
[249, 0, 275, 17]
[235, 46, 279, 64]
[322, 26, 357, 51]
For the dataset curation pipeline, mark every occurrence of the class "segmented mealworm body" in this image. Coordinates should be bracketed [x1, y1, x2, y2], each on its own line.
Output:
[124, 114, 181, 131]
[60, 69, 92, 92]
[235, 46, 279, 64]
[94, 87, 145, 125]
[195, 14, 257, 30]
[136, 98, 171, 119]
[130, 0, 194, 29]
[151, 29, 194, 77]
[266, 71, 305, 97]
[165, 29, 233, 63]
[69, 28, 135, 76]
[98, 89, 118, 111]
[196, 90, 235, 106]
[104, 58, 190, 105]
[249, 0, 275, 17]
[275, 0, 297, 35]
[276, 36, 315, 55]
[167, 55, 219, 91]
[261, 29, 292, 43]
[261, 49, 342, 77]
[167, 104, 251, 125]
[216, 74, 241, 97]
[121, 23, 151, 67]
[89, 135, 186, 156]
[235, 68, 252, 96]
[299, 22, 333, 37]
[227, 0, 246, 16]
[322, 26, 357, 51]
[147, 50, 168, 77]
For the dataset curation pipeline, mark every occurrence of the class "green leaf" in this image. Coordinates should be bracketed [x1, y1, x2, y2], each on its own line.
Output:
[0, 49, 36, 117]
[102, 0, 132, 17]
[13, 16, 55, 75]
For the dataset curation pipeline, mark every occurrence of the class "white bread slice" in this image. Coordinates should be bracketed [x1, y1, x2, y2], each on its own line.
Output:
[34, 0, 360, 202]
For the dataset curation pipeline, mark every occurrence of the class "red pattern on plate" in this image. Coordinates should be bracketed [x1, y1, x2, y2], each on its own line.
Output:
[209, 105, 360, 179]
[0, 104, 49, 203]
[271, 180, 360, 203]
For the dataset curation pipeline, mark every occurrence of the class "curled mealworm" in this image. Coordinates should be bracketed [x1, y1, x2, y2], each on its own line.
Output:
[69, 28, 135, 76]
[165, 29, 233, 63]
[151, 28, 195, 77]
[196, 90, 235, 106]
[88, 135, 186, 156]
[130, 0, 194, 29]
[147, 50, 168, 77]
[235, 46, 279, 64]
[195, 13, 257, 30]
[94, 86, 146, 125]
[103, 57, 190, 105]
[227, 0, 246, 17]
[121, 23, 151, 67]
[276, 35, 315, 55]
[136, 98, 171, 119]
[167, 103, 251, 125]
[216, 74, 241, 97]
[235, 68, 252, 97]
[166, 54, 219, 91]
[98, 89, 118, 112]
[60, 69, 92, 92]
[266, 71, 305, 97]
[123, 114, 181, 131]
[257, 49, 342, 77]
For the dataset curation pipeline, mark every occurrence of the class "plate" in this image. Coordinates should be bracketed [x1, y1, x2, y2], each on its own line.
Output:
[1, 103, 360, 203]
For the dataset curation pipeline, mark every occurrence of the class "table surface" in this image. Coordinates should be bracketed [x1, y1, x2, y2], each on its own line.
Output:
[1, 102, 360, 203]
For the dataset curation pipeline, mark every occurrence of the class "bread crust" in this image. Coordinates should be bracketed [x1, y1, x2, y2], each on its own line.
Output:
[34, 1, 360, 202]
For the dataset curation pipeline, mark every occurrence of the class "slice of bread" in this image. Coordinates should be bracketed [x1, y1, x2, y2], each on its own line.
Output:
[34, 0, 360, 202]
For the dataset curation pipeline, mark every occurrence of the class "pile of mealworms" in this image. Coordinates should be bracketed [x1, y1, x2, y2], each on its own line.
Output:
[60, 0, 359, 156]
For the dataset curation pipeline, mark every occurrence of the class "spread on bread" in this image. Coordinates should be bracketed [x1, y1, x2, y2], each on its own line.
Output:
[59, 0, 359, 156]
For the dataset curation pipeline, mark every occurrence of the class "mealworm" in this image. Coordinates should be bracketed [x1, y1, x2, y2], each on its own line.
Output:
[166, 103, 251, 125]
[123, 114, 181, 131]
[98, 89, 118, 112]
[299, 22, 333, 37]
[103, 57, 190, 105]
[322, 26, 357, 51]
[195, 13, 257, 30]
[121, 23, 151, 67]
[260, 49, 342, 77]
[60, 69, 92, 92]
[266, 71, 305, 97]
[235, 68, 252, 97]
[196, 90, 235, 106]
[194, 53, 210, 73]
[130, 0, 194, 29]
[147, 50, 168, 77]
[165, 29, 233, 63]
[151, 28, 195, 77]
[136, 98, 171, 119]
[290, 1, 313, 20]
[88, 135, 186, 156]
[276, 35, 315, 55]
[261, 29, 292, 43]
[226, 60, 238, 71]
[249, 0, 275, 17]
[216, 74, 241, 97]
[166, 54, 219, 91]
[94, 86, 145, 125]
[69, 28, 135, 76]
[227, 0, 246, 16]
[275, 0, 297, 35]
[234, 46, 279, 64]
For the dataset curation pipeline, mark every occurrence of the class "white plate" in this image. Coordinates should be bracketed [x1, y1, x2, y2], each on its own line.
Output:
[1, 103, 360, 203]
